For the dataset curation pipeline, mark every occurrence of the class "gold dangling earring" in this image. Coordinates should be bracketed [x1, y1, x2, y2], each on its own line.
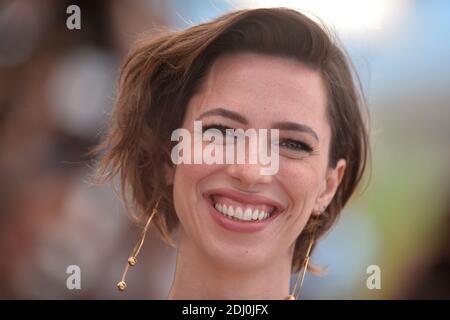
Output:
[286, 205, 325, 300]
[117, 197, 161, 291]
[285, 236, 315, 300]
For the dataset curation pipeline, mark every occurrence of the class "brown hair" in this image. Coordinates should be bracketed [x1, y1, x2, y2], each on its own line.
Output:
[90, 8, 369, 274]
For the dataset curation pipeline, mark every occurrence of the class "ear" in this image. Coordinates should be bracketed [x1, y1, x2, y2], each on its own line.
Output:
[313, 158, 346, 216]
[164, 163, 175, 186]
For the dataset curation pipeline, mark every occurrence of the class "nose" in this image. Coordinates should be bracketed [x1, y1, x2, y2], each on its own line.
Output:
[226, 162, 273, 190]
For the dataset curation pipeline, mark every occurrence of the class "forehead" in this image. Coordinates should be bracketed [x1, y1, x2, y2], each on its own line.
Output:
[186, 52, 328, 129]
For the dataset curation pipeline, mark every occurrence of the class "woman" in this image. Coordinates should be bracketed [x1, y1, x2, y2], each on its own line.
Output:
[92, 7, 369, 300]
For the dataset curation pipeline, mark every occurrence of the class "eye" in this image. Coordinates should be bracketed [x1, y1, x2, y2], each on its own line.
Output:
[202, 124, 236, 143]
[278, 139, 313, 153]
[203, 124, 233, 135]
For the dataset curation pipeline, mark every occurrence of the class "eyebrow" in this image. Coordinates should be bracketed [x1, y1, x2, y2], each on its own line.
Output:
[272, 121, 319, 142]
[196, 107, 248, 124]
[196, 107, 319, 142]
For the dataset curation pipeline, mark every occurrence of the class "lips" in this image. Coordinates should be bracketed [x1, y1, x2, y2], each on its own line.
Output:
[203, 188, 285, 232]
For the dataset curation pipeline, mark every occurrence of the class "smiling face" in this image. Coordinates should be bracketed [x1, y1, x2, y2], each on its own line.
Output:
[168, 52, 346, 272]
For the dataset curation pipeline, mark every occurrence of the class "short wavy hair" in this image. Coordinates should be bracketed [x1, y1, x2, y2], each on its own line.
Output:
[90, 7, 370, 274]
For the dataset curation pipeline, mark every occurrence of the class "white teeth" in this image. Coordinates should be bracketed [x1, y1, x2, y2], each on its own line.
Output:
[258, 211, 265, 220]
[214, 203, 272, 222]
[243, 208, 253, 221]
[227, 205, 234, 217]
[235, 207, 243, 219]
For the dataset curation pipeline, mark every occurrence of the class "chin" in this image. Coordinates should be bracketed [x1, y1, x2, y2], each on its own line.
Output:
[200, 234, 276, 272]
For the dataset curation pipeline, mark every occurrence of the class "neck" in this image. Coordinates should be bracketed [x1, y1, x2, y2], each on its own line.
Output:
[167, 231, 293, 300]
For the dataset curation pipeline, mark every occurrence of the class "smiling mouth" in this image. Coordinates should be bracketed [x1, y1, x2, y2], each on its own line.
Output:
[212, 198, 274, 221]
[204, 189, 284, 223]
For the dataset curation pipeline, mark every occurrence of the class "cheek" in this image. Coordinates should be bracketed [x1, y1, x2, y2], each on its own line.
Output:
[277, 159, 323, 215]
[172, 163, 215, 222]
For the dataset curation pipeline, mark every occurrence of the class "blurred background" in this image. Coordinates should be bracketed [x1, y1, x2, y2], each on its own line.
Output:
[0, 0, 449, 299]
